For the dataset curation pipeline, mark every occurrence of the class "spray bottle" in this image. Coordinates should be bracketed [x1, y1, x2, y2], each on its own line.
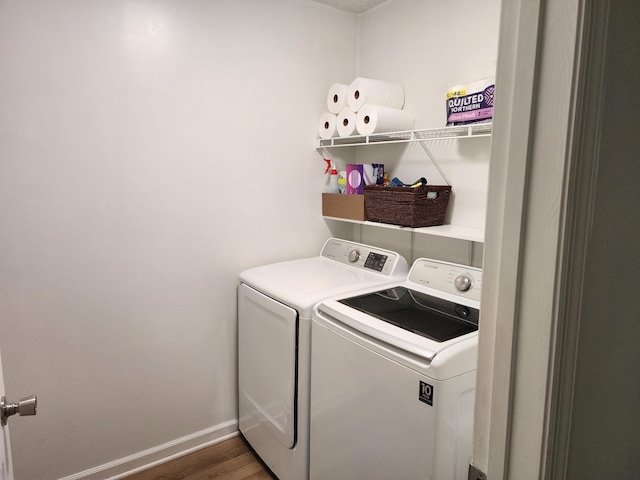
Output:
[324, 158, 339, 194]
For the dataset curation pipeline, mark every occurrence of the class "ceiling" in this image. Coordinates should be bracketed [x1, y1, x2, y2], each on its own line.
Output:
[309, 0, 389, 14]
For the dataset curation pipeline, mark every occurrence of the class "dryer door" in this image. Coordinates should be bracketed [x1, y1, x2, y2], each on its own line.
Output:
[238, 283, 298, 448]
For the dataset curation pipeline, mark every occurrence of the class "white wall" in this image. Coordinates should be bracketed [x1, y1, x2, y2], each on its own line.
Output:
[0, 0, 503, 477]
[328, 0, 501, 266]
[0, 1, 356, 478]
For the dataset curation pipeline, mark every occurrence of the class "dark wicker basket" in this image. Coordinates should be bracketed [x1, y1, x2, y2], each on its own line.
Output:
[363, 184, 452, 227]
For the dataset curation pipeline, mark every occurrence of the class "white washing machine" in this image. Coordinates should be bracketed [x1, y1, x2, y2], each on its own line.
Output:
[238, 238, 408, 480]
[310, 258, 482, 480]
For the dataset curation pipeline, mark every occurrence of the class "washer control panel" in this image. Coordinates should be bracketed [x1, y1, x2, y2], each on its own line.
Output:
[454, 274, 473, 292]
[321, 239, 407, 277]
[408, 258, 483, 302]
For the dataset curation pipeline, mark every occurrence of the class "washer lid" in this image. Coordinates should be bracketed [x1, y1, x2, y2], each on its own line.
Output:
[338, 286, 479, 343]
[315, 297, 478, 379]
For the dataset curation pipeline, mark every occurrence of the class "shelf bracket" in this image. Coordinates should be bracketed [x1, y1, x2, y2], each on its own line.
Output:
[418, 140, 452, 187]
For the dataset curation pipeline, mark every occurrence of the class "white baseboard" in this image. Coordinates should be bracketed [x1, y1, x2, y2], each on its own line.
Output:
[58, 419, 239, 480]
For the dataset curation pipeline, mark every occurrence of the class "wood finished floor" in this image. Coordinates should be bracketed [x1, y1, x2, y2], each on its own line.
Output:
[122, 435, 277, 480]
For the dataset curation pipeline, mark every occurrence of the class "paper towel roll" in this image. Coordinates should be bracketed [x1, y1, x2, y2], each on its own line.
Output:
[356, 104, 415, 135]
[326, 83, 349, 114]
[337, 106, 358, 137]
[348, 77, 405, 112]
[318, 111, 338, 139]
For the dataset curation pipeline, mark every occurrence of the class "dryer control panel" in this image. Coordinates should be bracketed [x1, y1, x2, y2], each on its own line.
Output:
[320, 238, 408, 277]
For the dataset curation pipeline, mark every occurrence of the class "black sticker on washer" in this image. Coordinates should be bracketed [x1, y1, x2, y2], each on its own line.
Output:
[419, 381, 434, 406]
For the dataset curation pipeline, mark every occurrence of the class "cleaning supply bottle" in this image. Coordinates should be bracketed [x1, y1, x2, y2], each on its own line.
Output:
[338, 171, 347, 193]
[324, 158, 339, 194]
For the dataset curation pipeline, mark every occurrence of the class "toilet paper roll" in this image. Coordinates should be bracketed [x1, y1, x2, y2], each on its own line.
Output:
[336, 106, 358, 137]
[318, 111, 338, 139]
[326, 83, 349, 114]
[356, 104, 415, 135]
[348, 77, 405, 112]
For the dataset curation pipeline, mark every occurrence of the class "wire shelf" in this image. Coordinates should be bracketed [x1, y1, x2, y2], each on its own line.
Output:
[316, 122, 492, 148]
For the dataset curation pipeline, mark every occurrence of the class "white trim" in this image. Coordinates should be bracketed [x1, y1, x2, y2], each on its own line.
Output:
[58, 420, 239, 480]
[544, 0, 609, 478]
[472, 0, 544, 476]
[475, 0, 600, 477]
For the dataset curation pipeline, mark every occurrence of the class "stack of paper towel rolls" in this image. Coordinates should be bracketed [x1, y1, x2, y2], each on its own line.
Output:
[318, 82, 349, 139]
[318, 77, 415, 139]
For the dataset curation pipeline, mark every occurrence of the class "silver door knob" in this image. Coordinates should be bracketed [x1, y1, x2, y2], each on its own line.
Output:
[1, 395, 37, 426]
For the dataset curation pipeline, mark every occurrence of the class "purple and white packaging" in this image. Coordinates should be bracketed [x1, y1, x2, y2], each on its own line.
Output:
[347, 164, 384, 194]
[346, 164, 363, 194]
[446, 78, 495, 126]
[363, 164, 384, 185]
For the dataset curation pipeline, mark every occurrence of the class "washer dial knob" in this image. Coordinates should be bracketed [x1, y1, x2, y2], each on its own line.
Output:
[454, 274, 473, 292]
[348, 249, 360, 263]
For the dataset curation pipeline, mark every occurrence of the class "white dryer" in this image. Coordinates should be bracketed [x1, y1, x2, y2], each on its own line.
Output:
[310, 258, 482, 480]
[238, 238, 408, 480]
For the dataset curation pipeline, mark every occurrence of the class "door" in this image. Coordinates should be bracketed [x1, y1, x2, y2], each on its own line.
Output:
[238, 283, 298, 449]
[475, 0, 632, 479]
[0, 349, 13, 480]
[0, 348, 37, 480]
